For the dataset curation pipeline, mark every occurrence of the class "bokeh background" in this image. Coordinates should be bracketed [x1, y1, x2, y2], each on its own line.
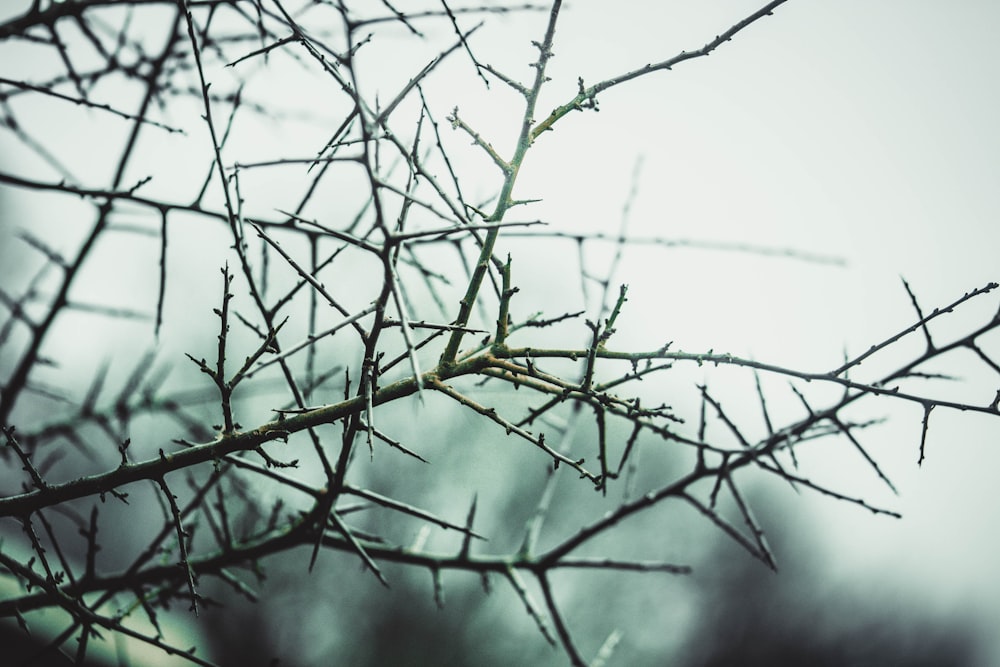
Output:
[2, 1, 999, 665]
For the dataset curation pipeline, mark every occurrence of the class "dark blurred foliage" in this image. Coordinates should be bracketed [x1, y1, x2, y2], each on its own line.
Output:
[0, 423, 984, 666]
[0, 622, 75, 666]
[186, 489, 986, 667]
[674, 490, 986, 667]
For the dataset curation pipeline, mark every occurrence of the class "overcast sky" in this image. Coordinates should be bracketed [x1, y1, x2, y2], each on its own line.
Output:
[2, 1, 999, 662]
[508, 3, 1000, 657]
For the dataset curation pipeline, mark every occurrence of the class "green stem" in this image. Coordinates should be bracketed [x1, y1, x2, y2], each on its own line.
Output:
[439, 0, 564, 366]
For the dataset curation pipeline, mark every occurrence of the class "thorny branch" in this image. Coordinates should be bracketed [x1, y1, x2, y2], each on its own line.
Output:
[0, 1, 997, 665]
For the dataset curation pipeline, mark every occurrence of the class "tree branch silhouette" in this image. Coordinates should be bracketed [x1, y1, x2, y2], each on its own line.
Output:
[1, 2, 997, 665]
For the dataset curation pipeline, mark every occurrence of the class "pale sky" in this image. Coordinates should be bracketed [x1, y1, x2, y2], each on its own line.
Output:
[2, 1, 999, 663]
[512, 3, 1000, 658]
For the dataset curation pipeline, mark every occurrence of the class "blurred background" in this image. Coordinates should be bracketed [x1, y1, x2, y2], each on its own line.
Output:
[1, 1, 998, 665]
